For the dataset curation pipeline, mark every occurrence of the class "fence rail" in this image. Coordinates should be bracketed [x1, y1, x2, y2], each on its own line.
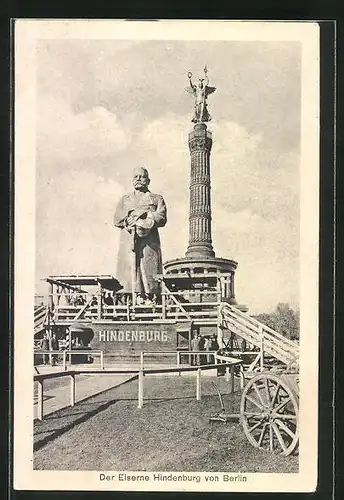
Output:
[34, 347, 250, 374]
[34, 359, 242, 420]
[34, 349, 104, 370]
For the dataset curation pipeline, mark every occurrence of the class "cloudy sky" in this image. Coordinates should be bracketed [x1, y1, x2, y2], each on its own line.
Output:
[35, 39, 301, 313]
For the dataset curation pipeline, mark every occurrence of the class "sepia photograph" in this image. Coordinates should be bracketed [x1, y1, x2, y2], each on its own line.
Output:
[14, 19, 319, 492]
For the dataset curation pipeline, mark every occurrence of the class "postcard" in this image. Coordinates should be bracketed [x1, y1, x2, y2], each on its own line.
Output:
[14, 19, 319, 492]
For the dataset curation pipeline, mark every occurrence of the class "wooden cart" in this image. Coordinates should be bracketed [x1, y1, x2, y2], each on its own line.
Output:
[239, 369, 299, 456]
[212, 354, 299, 456]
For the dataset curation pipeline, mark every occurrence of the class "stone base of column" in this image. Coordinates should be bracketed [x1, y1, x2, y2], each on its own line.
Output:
[185, 244, 215, 258]
[163, 256, 248, 311]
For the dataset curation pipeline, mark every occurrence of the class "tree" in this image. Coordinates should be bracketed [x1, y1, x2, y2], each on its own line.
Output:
[254, 303, 299, 340]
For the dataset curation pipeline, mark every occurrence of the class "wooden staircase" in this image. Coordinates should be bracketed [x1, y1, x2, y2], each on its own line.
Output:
[219, 302, 299, 366]
[34, 305, 48, 337]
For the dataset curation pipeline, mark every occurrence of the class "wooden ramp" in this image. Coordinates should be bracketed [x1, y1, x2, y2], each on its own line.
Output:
[219, 302, 299, 366]
[34, 305, 48, 337]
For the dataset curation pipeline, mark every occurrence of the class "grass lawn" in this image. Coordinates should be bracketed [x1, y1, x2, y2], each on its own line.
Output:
[34, 375, 298, 473]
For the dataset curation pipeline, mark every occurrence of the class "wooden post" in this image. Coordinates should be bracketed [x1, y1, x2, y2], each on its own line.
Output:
[37, 380, 43, 420]
[177, 351, 181, 376]
[225, 366, 230, 382]
[48, 282, 54, 310]
[259, 331, 264, 372]
[132, 292, 137, 322]
[68, 328, 72, 364]
[217, 305, 223, 349]
[239, 365, 245, 390]
[70, 373, 75, 407]
[138, 370, 144, 408]
[63, 350, 67, 371]
[216, 275, 221, 303]
[97, 282, 102, 320]
[230, 271, 235, 300]
[188, 328, 192, 366]
[140, 352, 144, 370]
[48, 329, 53, 366]
[161, 282, 166, 320]
[230, 364, 235, 394]
[196, 368, 201, 401]
[100, 351, 104, 370]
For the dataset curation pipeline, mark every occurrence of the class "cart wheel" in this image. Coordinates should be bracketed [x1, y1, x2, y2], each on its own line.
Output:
[240, 372, 299, 456]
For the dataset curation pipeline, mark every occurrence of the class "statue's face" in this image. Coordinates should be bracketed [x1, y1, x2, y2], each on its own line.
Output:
[132, 168, 149, 191]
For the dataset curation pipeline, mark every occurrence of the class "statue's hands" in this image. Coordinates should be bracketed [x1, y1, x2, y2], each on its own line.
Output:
[126, 214, 136, 227]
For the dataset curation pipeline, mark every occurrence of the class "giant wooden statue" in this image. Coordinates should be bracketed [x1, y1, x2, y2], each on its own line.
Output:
[114, 167, 167, 297]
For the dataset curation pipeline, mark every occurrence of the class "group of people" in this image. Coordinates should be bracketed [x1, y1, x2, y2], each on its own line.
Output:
[39, 332, 59, 366]
[71, 291, 161, 309]
[104, 292, 158, 307]
[39, 331, 90, 366]
[190, 333, 219, 366]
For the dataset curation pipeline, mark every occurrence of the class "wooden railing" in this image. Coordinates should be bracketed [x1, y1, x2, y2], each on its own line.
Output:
[139, 350, 219, 371]
[34, 349, 104, 371]
[220, 303, 299, 365]
[33, 358, 242, 420]
[46, 289, 221, 324]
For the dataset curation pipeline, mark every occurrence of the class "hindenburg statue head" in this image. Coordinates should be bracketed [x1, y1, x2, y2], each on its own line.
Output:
[132, 167, 150, 192]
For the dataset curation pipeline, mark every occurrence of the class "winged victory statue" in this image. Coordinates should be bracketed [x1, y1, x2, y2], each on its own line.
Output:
[186, 65, 216, 123]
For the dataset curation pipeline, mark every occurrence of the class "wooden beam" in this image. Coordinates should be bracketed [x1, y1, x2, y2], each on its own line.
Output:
[44, 278, 87, 293]
[161, 281, 166, 319]
[138, 370, 144, 408]
[156, 272, 234, 280]
[72, 294, 96, 321]
[70, 374, 75, 407]
[37, 380, 43, 420]
[196, 368, 201, 400]
[97, 282, 102, 320]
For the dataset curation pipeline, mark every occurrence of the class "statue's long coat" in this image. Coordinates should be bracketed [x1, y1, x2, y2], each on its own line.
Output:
[114, 190, 167, 294]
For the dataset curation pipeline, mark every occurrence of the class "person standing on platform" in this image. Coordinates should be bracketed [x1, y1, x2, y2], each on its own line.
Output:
[114, 167, 167, 301]
[210, 333, 219, 364]
[51, 333, 59, 366]
[198, 334, 206, 365]
[204, 336, 212, 364]
[191, 333, 201, 366]
[40, 333, 49, 365]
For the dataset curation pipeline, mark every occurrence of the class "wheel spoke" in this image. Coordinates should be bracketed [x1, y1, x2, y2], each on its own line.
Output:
[275, 418, 296, 439]
[269, 424, 274, 451]
[264, 378, 271, 406]
[274, 397, 291, 412]
[252, 382, 266, 407]
[275, 413, 297, 420]
[270, 383, 281, 407]
[272, 422, 288, 453]
[248, 418, 265, 434]
[245, 394, 264, 410]
[257, 422, 268, 446]
[242, 412, 263, 417]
